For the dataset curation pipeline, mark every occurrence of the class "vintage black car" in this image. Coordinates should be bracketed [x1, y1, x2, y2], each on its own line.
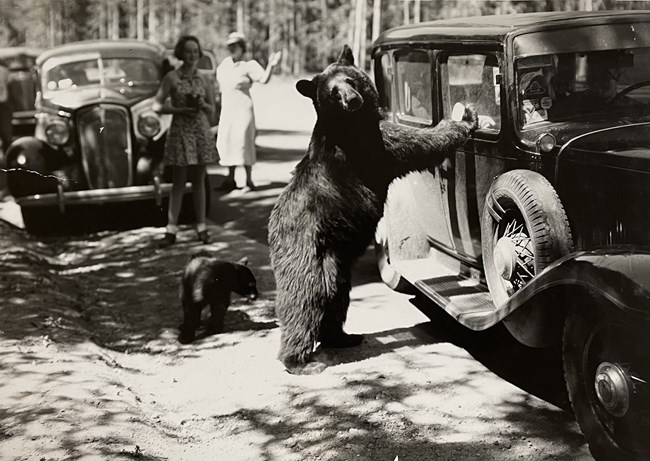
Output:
[4, 39, 203, 233]
[0, 47, 41, 138]
[372, 11, 650, 461]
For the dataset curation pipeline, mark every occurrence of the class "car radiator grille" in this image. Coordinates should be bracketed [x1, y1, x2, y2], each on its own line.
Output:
[77, 104, 132, 189]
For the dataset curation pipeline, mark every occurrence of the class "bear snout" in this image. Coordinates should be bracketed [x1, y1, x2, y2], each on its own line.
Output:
[344, 94, 363, 112]
[333, 84, 364, 112]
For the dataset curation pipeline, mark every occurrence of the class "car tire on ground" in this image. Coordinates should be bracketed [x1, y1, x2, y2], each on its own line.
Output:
[563, 302, 650, 461]
[481, 169, 573, 307]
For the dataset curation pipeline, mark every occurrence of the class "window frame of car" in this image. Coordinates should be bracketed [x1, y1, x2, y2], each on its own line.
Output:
[436, 50, 503, 140]
[393, 49, 435, 127]
[375, 43, 505, 139]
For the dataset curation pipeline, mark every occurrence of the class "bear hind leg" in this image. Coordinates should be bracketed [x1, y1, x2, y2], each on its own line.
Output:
[318, 281, 363, 349]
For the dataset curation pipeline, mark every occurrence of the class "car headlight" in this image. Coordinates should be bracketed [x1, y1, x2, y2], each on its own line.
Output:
[536, 133, 556, 153]
[137, 114, 161, 138]
[45, 119, 70, 146]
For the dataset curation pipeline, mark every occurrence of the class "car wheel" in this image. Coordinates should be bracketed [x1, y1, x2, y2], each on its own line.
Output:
[374, 216, 414, 294]
[563, 304, 650, 461]
[481, 170, 573, 306]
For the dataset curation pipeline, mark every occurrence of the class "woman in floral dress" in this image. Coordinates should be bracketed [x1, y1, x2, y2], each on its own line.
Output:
[154, 35, 218, 247]
[216, 32, 281, 191]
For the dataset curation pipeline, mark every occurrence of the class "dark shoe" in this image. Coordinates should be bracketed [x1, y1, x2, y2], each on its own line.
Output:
[216, 178, 236, 191]
[198, 230, 210, 244]
[158, 232, 176, 248]
[245, 181, 257, 191]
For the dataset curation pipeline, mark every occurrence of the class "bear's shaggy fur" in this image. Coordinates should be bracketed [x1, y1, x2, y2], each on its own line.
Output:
[178, 253, 258, 344]
[268, 45, 477, 374]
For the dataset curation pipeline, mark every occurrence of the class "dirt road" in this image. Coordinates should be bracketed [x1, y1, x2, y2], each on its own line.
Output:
[0, 78, 594, 461]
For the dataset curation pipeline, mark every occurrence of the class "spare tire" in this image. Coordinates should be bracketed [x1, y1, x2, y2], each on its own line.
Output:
[481, 169, 573, 306]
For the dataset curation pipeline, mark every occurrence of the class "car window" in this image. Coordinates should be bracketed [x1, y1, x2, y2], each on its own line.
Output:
[44, 57, 160, 91]
[395, 50, 432, 123]
[440, 53, 501, 133]
[516, 48, 650, 127]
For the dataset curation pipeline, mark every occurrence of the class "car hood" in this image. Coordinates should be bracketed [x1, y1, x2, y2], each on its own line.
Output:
[42, 85, 157, 111]
[560, 123, 650, 174]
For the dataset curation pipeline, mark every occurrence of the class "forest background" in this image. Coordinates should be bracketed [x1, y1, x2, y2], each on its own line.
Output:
[0, 0, 644, 74]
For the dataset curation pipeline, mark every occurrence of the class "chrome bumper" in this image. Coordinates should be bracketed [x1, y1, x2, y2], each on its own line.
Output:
[16, 179, 192, 213]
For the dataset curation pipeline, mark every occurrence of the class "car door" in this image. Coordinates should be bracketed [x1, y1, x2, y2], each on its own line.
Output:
[436, 51, 510, 266]
[390, 49, 456, 250]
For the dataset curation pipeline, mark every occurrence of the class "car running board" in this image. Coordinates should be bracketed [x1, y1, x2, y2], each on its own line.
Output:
[392, 258, 506, 331]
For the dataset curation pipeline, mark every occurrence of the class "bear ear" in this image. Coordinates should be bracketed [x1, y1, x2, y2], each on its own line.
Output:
[296, 79, 316, 100]
[237, 256, 249, 266]
[337, 45, 355, 67]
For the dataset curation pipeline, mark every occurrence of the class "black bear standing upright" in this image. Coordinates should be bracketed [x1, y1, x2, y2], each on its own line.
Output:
[268, 45, 477, 374]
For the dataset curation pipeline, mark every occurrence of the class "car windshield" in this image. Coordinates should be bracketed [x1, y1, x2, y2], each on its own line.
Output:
[44, 57, 160, 92]
[516, 47, 650, 127]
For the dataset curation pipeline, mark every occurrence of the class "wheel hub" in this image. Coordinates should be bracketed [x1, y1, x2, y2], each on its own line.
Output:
[494, 237, 517, 280]
[594, 362, 630, 417]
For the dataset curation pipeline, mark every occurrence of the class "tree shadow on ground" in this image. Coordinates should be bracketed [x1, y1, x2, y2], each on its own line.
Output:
[0, 347, 182, 460]
[409, 294, 571, 411]
[180, 363, 586, 461]
[0, 221, 277, 355]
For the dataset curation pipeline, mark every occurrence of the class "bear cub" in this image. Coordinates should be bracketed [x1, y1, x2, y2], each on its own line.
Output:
[178, 252, 258, 344]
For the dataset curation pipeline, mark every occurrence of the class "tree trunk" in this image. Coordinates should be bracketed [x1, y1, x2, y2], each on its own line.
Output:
[320, 0, 328, 68]
[174, 0, 181, 39]
[352, 0, 366, 66]
[128, 0, 137, 38]
[269, 0, 278, 57]
[111, 0, 120, 39]
[137, 0, 144, 39]
[371, 0, 381, 42]
[148, 0, 157, 42]
[348, 0, 356, 49]
[358, 0, 367, 71]
[414, 0, 421, 24]
[49, 1, 56, 46]
[403, 0, 409, 25]
[292, 0, 302, 75]
[580, 0, 593, 11]
[352, 0, 365, 68]
[237, 0, 245, 33]
[163, 2, 172, 44]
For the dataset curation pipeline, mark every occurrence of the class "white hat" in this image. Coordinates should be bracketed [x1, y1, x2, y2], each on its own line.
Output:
[225, 32, 246, 46]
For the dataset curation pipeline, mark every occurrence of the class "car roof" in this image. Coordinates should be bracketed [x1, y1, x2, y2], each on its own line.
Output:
[37, 40, 166, 66]
[373, 10, 650, 49]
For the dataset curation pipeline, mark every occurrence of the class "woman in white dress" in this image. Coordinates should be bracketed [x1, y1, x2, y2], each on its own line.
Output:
[216, 32, 281, 192]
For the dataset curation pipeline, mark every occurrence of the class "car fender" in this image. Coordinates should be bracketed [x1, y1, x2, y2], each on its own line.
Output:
[5, 136, 60, 197]
[5, 136, 56, 171]
[502, 248, 650, 347]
